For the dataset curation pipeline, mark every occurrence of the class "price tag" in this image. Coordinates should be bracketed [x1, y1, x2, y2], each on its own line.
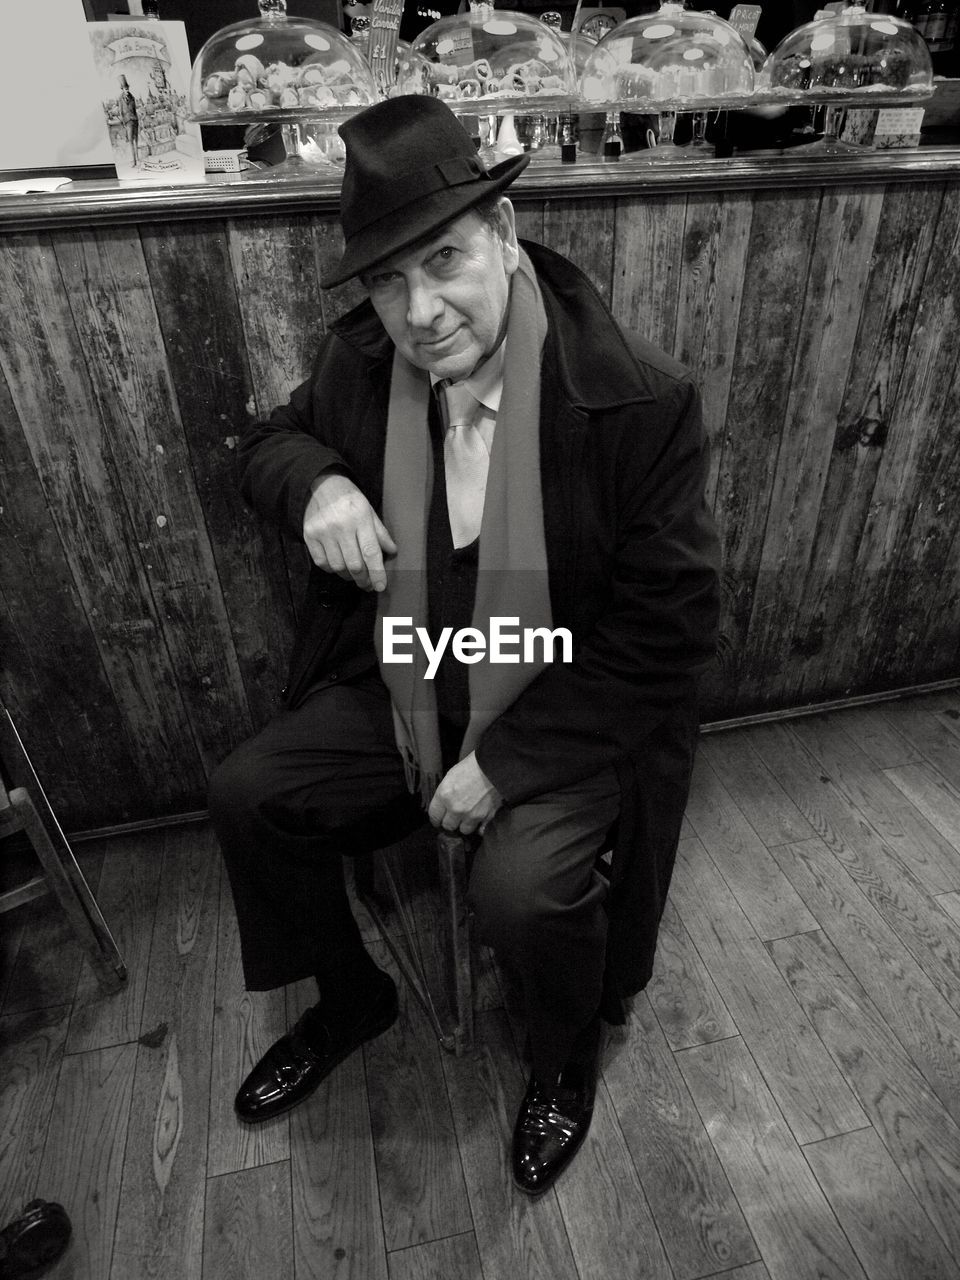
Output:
[728, 4, 762, 40]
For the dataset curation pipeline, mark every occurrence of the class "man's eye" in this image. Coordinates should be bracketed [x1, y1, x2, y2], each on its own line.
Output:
[433, 247, 457, 265]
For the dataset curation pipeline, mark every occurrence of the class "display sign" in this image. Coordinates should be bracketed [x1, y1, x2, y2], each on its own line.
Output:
[87, 20, 203, 182]
[728, 5, 762, 42]
[0, 0, 112, 174]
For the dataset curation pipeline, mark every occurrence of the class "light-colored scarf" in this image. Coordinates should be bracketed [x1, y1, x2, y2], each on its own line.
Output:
[374, 248, 551, 804]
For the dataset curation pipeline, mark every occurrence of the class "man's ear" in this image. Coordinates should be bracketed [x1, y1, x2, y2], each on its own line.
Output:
[497, 198, 521, 275]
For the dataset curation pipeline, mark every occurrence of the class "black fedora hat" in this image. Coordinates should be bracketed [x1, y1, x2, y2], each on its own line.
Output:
[321, 95, 529, 288]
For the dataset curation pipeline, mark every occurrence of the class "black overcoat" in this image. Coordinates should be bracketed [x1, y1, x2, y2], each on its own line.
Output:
[237, 239, 721, 1007]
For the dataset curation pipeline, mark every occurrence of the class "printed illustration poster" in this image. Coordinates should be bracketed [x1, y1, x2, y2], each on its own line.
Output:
[87, 20, 203, 183]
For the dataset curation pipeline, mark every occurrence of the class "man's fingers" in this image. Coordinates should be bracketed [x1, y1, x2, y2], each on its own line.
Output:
[373, 514, 398, 556]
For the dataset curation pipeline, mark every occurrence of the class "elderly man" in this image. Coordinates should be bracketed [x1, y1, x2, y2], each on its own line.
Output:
[208, 95, 720, 1194]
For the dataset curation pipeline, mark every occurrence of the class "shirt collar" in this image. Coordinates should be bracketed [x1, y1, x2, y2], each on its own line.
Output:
[430, 338, 506, 415]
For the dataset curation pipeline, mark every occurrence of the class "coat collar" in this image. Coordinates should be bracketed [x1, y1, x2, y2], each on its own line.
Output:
[329, 238, 657, 411]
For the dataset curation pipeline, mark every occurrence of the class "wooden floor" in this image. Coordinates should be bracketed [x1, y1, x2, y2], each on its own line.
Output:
[4, 689, 960, 1280]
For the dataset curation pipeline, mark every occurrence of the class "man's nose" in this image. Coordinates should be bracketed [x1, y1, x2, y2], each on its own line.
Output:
[406, 278, 443, 329]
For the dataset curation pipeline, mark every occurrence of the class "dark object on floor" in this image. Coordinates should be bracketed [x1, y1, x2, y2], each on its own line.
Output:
[0, 1201, 72, 1279]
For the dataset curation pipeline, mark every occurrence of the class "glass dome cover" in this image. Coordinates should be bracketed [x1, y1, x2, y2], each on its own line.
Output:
[760, 4, 934, 97]
[396, 8, 579, 113]
[580, 2, 755, 110]
[189, 0, 378, 125]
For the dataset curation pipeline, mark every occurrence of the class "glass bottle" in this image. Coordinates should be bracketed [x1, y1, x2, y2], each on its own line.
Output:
[142, 0, 160, 16]
[539, 12, 563, 154]
[601, 111, 622, 160]
[351, 13, 371, 59]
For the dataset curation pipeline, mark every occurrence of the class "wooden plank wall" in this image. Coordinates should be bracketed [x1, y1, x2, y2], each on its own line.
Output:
[0, 179, 958, 830]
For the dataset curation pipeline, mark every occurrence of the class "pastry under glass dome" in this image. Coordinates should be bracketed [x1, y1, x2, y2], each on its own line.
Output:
[759, 3, 934, 99]
[395, 9, 579, 114]
[189, 0, 378, 125]
[579, 2, 755, 112]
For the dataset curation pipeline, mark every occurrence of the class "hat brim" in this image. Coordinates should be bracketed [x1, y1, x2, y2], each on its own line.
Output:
[320, 152, 530, 289]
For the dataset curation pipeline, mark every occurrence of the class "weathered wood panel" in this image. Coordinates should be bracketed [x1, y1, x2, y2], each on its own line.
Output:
[708, 188, 819, 713]
[54, 226, 253, 772]
[141, 219, 295, 730]
[2, 178, 959, 830]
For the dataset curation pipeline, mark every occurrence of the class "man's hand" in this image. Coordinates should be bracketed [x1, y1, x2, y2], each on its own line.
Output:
[428, 751, 503, 837]
[303, 470, 397, 592]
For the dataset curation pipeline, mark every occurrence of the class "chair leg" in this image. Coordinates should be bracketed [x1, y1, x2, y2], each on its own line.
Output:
[12, 788, 127, 993]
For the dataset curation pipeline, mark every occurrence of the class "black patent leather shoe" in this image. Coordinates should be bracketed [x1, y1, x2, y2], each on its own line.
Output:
[511, 1019, 602, 1195]
[235, 974, 398, 1123]
[0, 1200, 71, 1279]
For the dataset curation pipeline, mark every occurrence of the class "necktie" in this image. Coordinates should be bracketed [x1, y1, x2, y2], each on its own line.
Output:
[441, 380, 489, 547]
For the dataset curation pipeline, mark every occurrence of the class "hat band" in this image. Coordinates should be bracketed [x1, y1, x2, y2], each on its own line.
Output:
[345, 155, 490, 239]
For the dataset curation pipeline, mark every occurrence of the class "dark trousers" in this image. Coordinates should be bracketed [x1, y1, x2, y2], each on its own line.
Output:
[208, 672, 619, 1079]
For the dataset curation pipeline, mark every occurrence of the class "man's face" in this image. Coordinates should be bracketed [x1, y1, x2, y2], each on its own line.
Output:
[362, 200, 520, 382]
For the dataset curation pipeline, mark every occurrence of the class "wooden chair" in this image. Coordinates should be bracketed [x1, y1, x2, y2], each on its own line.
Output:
[0, 702, 126, 994]
[355, 829, 475, 1054]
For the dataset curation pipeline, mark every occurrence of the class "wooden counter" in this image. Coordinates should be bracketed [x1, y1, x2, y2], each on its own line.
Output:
[2, 152, 959, 830]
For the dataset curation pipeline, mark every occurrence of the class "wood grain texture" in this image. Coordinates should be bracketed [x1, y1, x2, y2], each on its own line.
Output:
[208, 861, 289, 1178]
[697, 730, 813, 849]
[4, 184, 960, 828]
[769, 928, 960, 1262]
[701, 1265, 770, 1280]
[644, 896, 739, 1051]
[787, 714, 960, 894]
[673, 190, 754, 511]
[66, 831, 163, 1054]
[543, 196, 616, 306]
[602, 995, 758, 1279]
[0, 366, 130, 828]
[440, 1010, 579, 1280]
[881, 696, 960, 792]
[885, 763, 960, 862]
[768, 836, 960, 1131]
[36, 1042, 138, 1280]
[754, 720, 960, 1015]
[553, 1070, 675, 1280]
[683, 754, 818, 939]
[670, 838, 867, 1145]
[110, 825, 220, 1280]
[864, 183, 960, 690]
[709, 188, 818, 711]
[203, 1164, 294, 1280]
[1, 845, 103, 1015]
[611, 193, 686, 351]
[785, 182, 943, 704]
[287, 977, 387, 1280]
[803, 1126, 959, 1280]
[140, 218, 295, 731]
[363, 940, 472, 1251]
[0, 1003, 71, 1225]
[0, 233, 207, 816]
[677, 1036, 868, 1280]
[738, 186, 884, 710]
[54, 226, 253, 774]
[818, 704, 923, 770]
[387, 1233, 484, 1280]
[512, 197, 546, 246]
[3, 694, 960, 1279]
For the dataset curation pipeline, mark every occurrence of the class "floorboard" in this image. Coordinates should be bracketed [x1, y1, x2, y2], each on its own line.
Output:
[5, 692, 960, 1280]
